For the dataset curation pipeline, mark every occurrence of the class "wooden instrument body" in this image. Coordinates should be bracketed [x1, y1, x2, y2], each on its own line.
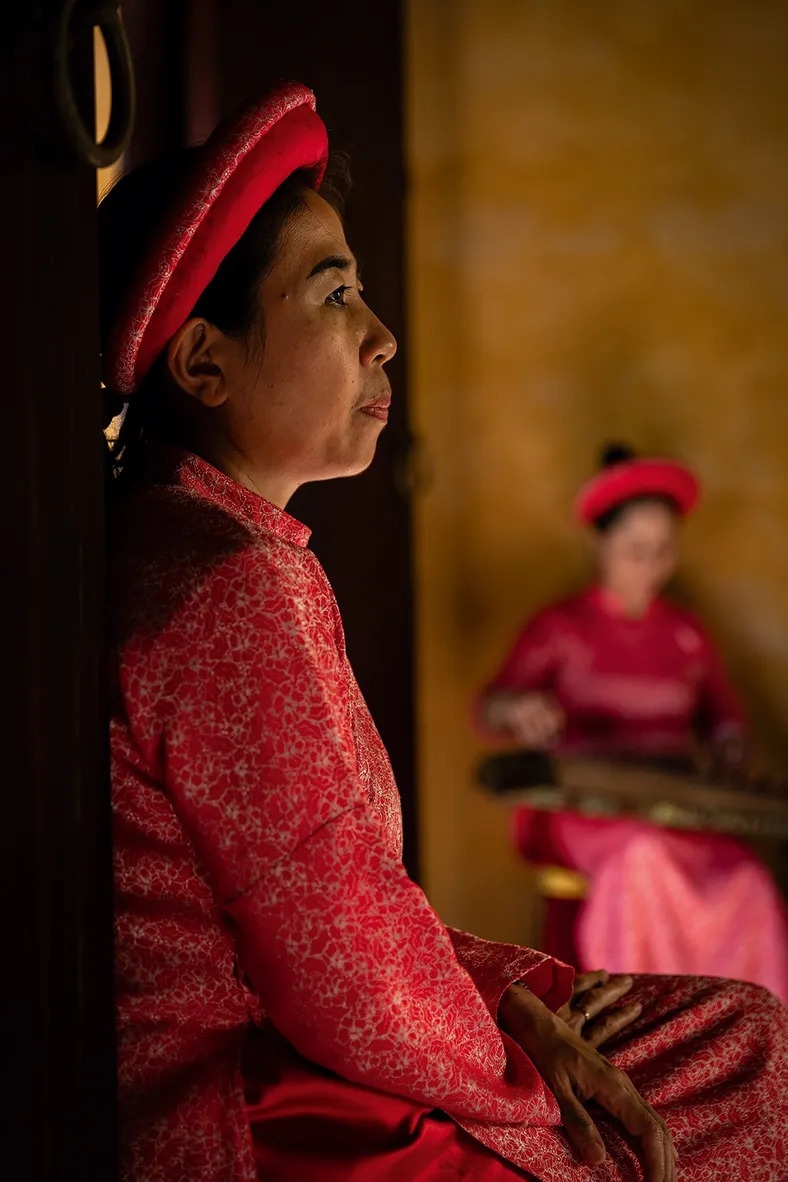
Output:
[477, 751, 788, 839]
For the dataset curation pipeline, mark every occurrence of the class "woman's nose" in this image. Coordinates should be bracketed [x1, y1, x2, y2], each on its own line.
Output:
[362, 310, 397, 366]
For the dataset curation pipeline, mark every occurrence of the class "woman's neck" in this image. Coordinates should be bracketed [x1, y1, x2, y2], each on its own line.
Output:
[597, 585, 655, 620]
[186, 434, 299, 509]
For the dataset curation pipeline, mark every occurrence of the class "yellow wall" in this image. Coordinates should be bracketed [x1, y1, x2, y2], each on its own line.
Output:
[407, 0, 788, 944]
[95, 26, 123, 199]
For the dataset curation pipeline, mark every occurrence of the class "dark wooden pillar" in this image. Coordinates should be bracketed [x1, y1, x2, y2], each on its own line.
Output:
[0, 7, 115, 1179]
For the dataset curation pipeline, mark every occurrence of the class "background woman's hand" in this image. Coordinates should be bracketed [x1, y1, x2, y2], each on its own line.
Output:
[485, 690, 564, 748]
[557, 969, 642, 1048]
[499, 983, 675, 1181]
[706, 737, 787, 796]
[707, 735, 749, 786]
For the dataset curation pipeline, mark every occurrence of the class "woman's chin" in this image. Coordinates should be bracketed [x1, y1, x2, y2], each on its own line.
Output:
[345, 449, 378, 478]
[346, 433, 384, 475]
[316, 443, 380, 483]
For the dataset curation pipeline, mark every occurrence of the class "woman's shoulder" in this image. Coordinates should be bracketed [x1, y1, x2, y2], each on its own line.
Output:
[514, 590, 591, 641]
[535, 589, 594, 625]
[110, 483, 328, 647]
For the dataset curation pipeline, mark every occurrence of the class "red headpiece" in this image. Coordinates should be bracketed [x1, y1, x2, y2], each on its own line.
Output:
[575, 457, 701, 525]
[104, 83, 328, 395]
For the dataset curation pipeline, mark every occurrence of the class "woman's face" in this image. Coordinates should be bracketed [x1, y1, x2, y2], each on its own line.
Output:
[184, 188, 397, 504]
[595, 501, 679, 610]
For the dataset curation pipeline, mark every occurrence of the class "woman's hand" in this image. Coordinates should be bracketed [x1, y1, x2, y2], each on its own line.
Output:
[485, 691, 564, 748]
[499, 983, 675, 1181]
[707, 735, 748, 785]
[707, 737, 786, 796]
[557, 969, 642, 1049]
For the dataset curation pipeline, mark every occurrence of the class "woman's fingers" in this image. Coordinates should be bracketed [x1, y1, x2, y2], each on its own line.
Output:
[557, 1089, 607, 1166]
[559, 1050, 674, 1180]
[501, 985, 674, 1182]
[557, 974, 606, 1025]
[630, 1105, 674, 1182]
[539, 699, 564, 741]
[560, 974, 637, 1042]
[513, 720, 553, 747]
[507, 694, 564, 748]
[582, 974, 634, 1018]
[584, 1000, 642, 1048]
[572, 969, 609, 995]
[515, 708, 554, 746]
[596, 1073, 675, 1182]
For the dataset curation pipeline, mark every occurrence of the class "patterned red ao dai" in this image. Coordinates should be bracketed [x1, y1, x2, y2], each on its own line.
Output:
[111, 452, 788, 1180]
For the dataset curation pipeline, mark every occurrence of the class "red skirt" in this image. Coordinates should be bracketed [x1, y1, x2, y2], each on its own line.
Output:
[242, 1025, 534, 1181]
[514, 807, 788, 1000]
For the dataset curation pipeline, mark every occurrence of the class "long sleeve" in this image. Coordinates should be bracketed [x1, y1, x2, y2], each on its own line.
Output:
[474, 606, 566, 738]
[122, 541, 572, 1128]
[448, 928, 571, 1020]
[485, 607, 565, 694]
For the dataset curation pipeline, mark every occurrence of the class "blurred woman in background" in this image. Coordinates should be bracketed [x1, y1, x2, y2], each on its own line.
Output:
[480, 445, 788, 1000]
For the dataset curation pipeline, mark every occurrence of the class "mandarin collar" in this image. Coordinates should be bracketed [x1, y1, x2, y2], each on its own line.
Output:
[588, 585, 663, 623]
[167, 449, 311, 547]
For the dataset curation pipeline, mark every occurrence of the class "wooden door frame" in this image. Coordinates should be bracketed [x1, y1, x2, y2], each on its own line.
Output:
[1, 7, 115, 1178]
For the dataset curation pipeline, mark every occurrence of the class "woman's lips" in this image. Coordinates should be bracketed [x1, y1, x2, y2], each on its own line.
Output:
[359, 404, 390, 422]
[359, 396, 391, 422]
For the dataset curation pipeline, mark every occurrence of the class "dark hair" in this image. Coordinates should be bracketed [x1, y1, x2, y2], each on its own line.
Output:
[99, 148, 350, 490]
[592, 441, 678, 533]
[599, 441, 636, 469]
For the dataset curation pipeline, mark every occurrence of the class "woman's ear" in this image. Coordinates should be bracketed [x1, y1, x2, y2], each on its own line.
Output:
[166, 319, 229, 407]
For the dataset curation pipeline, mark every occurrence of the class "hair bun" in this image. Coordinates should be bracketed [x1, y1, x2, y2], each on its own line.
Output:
[600, 441, 637, 469]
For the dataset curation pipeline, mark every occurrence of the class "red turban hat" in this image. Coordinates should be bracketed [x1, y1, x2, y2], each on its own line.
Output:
[105, 82, 328, 396]
[575, 457, 701, 525]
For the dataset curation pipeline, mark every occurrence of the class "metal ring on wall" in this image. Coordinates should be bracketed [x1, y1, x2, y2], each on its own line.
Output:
[52, 0, 135, 169]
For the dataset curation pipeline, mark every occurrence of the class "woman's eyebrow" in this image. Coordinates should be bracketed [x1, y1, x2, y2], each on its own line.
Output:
[307, 253, 356, 279]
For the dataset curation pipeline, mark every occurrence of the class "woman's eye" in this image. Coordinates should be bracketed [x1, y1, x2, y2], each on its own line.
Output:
[325, 285, 351, 307]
